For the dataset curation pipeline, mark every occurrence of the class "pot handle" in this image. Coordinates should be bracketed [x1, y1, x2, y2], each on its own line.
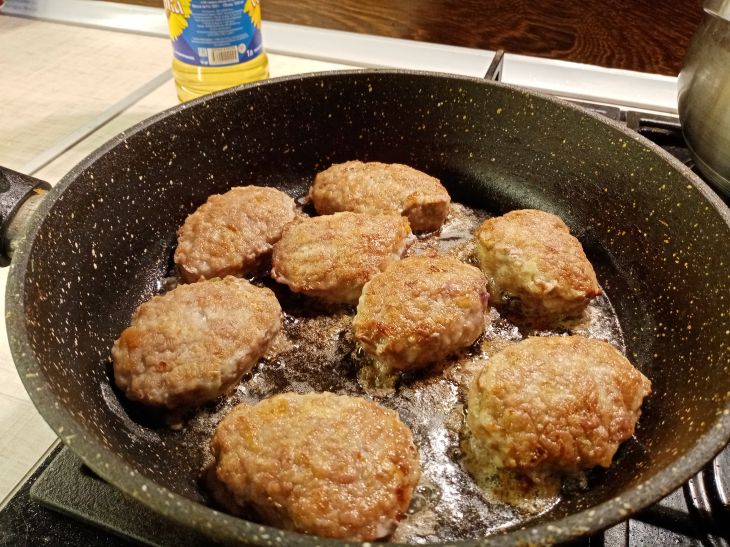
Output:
[0, 166, 51, 267]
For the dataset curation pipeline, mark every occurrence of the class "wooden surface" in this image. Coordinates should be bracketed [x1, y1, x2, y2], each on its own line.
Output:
[116, 0, 703, 75]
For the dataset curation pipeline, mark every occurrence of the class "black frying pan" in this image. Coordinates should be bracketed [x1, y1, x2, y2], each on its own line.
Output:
[2, 70, 729, 545]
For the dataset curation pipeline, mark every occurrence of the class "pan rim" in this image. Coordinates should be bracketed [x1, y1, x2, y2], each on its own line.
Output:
[7, 68, 730, 546]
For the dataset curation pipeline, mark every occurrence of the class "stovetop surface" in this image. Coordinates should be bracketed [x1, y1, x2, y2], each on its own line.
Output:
[0, 95, 728, 547]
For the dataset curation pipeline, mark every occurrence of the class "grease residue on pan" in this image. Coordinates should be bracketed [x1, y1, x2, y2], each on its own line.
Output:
[124, 199, 626, 543]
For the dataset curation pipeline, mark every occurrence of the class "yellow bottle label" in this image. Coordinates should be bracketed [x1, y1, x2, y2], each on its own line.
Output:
[165, 0, 264, 68]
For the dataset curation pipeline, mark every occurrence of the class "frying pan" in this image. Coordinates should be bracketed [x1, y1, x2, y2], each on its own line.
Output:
[2, 70, 729, 545]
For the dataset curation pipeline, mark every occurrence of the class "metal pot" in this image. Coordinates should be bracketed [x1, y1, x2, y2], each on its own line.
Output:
[678, 0, 730, 196]
[2, 70, 729, 545]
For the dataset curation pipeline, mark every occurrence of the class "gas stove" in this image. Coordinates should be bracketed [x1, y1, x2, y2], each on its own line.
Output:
[0, 3, 727, 542]
[0, 76, 728, 547]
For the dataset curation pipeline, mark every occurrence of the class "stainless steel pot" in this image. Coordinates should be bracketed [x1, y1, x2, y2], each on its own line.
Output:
[678, 0, 730, 196]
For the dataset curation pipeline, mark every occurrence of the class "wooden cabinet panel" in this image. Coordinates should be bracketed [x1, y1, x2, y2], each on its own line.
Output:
[113, 0, 703, 75]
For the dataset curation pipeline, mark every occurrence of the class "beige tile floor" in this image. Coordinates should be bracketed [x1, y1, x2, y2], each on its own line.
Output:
[0, 14, 352, 503]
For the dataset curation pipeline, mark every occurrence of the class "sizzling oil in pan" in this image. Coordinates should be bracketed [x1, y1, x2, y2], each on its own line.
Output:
[145, 201, 625, 543]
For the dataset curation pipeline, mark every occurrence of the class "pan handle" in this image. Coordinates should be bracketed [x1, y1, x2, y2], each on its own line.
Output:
[0, 166, 51, 267]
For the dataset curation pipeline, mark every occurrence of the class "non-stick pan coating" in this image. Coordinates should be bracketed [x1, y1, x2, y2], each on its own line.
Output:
[7, 70, 730, 545]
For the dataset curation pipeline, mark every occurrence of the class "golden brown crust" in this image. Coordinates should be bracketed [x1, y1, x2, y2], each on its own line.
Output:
[475, 209, 601, 327]
[309, 161, 450, 231]
[353, 255, 488, 370]
[111, 277, 281, 409]
[210, 392, 421, 540]
[467, 336, 651, 478]
[174, 186, 296, 282]
[271, 212, 413, 304]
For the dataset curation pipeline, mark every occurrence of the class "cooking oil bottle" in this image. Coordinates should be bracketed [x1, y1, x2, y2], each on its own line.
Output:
[164, 0, 269, 102]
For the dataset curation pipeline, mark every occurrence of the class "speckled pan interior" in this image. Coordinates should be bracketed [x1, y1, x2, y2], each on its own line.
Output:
[7, 70, 730, 546]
